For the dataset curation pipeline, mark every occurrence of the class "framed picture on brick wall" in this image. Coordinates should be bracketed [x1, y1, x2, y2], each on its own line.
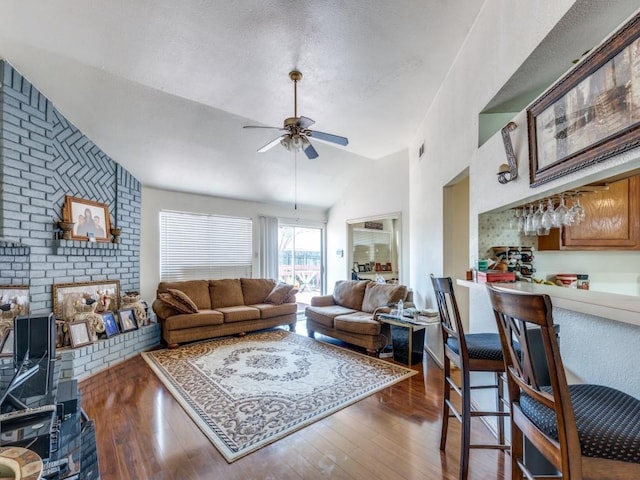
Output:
[63, 195, 111, 242]
[68, 320, 92, 348]
[53, 280, 120, 322]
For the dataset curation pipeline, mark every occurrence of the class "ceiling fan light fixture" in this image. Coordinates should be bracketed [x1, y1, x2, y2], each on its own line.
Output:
[280, 133, 305, 152]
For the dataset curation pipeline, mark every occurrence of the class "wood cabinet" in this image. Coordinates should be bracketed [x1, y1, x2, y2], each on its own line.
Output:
[538, 175, 640, 250]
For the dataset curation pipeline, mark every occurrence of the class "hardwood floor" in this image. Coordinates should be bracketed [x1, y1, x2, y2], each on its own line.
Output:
[79, 329, 509, 479]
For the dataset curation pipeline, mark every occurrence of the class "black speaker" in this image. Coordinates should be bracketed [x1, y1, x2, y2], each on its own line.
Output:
[14, 313, 56, 364]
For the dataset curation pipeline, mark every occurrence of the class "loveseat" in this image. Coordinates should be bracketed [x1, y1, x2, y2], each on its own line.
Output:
[152, 278, 298, 348]
[305, 280, 410, 354]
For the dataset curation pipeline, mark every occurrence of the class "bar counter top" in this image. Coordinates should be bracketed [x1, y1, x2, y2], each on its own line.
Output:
[457, 279, 640, 328]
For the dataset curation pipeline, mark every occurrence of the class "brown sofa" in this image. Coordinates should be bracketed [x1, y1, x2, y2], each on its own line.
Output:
[305, 280, 410, 354]
[152, 278, 297, 348]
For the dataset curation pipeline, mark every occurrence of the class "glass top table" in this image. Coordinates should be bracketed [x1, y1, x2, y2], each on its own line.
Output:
[378, 312, 439, 366]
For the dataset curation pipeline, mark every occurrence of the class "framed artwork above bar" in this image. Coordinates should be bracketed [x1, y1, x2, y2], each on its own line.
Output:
[527, 12, 640, 187]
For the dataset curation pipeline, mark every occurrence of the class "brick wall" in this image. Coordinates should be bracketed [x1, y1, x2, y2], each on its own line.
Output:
[0, 60, 141, 313]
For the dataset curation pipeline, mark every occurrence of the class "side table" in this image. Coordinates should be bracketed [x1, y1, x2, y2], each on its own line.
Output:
[378, 313, 437, 366]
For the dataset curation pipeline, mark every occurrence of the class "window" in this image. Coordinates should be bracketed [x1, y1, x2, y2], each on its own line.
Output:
[352, 228, 392, 265]
[278, 225, 323, 306]
[160, 210, 252, 282]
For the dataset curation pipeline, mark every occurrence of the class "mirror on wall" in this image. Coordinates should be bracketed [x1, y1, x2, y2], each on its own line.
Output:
[347, 214, 401, 284]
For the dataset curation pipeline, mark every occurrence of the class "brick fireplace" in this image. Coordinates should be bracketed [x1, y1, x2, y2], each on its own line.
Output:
[0, 61, 160, 374]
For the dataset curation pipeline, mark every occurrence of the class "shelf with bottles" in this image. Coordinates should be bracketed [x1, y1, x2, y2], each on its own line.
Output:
[490, 246, 535, 282]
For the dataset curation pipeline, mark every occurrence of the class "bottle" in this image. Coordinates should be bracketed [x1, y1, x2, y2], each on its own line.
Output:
[397, 299, 404, 317]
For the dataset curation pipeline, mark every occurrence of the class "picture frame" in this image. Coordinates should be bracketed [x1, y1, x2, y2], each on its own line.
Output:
[63, 195, 111, 242]
[357, 264, 367, 273]
[101, 311, 120, 338]
[527, 12, 640, 187]
[68, 320, 92, 348]
[117, 309, 138, 333]
[0, 285, 29, 317]
[0, 328, 13, 357]
[53, 280, 120, 322]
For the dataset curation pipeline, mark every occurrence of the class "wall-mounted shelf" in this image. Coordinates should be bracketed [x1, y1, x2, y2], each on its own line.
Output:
[53, 239, 120, 256]
[0, 239, 30, 256]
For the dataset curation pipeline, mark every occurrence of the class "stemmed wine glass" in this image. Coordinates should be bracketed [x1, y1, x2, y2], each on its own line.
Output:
[517, 207, 526, 233]
[552, 193, 569, 227]
[541, 197, 555, 230]
[570, 193, 586, 225]
[524, 205, 536, 236]
[510, 208, 521, 230]
[534, 201, 550, 235]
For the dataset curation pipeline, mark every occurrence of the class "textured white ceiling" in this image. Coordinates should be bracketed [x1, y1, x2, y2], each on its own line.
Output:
[0, 1, 484, 208]
[2, 2, 636, 209]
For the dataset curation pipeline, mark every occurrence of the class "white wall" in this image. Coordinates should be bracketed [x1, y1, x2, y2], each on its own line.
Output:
[408, 1, 640, 397]
[140, 187, 327, 301]
[326, 149, 410, 291]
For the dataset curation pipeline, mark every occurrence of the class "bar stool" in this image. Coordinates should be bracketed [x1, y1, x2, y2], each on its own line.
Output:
[430, 275, 509, 480]
[487, 285, 640, 480]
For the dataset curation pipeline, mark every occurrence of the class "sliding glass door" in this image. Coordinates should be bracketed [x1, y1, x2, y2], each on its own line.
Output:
[278, 225, 323, 310]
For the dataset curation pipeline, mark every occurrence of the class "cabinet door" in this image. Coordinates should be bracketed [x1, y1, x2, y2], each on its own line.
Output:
[562, 176, 640, 249]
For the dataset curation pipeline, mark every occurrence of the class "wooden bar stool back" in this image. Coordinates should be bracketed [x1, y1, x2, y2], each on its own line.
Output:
[430, 275, 509, 480]
[486, 285, 640, 480]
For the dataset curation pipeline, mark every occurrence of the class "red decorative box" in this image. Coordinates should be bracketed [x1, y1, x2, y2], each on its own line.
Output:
[476, 270, 516, 283]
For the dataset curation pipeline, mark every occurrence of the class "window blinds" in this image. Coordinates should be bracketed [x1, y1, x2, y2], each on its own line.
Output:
[159, 210, 253, 282]
[352, 229, 392, 265]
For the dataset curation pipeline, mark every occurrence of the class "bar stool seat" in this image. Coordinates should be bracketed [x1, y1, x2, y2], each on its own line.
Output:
[521, 384, 640, 463]
[446, 333, 505, 361]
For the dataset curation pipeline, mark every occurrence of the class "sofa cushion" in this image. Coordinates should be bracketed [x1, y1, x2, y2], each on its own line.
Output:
[334, 313, 382, 336]
[158, 292, 194, 314]
[265, 283, 293, 305]
[164, 310, 224, 330]
[210, 279, 245, 308]
[332, 280, 369, 310]
[284, 288, 298, 304]
[157, 280, 211, 310]
[305, 305, 357, 328]
[240, 278, 277, 305]
[216, 305, 261, 323]
[166, 288, 199, 313]
[252, 303, 297, 319]
[361, 283, 408, 313]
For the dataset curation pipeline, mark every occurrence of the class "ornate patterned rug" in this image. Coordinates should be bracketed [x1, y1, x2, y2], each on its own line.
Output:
[142, 329, 416, 462]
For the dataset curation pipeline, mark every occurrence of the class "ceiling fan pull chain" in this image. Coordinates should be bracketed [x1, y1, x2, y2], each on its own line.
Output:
[294, 150, 298, 210]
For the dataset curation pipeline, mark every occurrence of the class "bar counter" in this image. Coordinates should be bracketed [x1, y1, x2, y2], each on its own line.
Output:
[457, 279, 640, 328]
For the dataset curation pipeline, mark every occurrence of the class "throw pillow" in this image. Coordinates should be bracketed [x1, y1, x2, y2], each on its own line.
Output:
[158, 292, 193, 314]
[166, 288, 199, 313]
[284, 288, 299, 304]
[265, 283, 293, 305]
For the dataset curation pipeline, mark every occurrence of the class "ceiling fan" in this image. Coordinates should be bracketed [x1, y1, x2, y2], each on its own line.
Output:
[243, 70, 349, 159]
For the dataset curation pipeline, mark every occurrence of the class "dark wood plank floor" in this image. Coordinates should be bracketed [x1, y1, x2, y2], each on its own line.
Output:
[79, 329, 509, 479]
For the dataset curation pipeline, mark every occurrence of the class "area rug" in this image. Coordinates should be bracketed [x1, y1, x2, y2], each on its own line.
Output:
[141, 329, 416, 462]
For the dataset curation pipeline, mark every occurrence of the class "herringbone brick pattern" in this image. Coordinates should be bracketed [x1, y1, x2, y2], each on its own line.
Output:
[49, 108, 116, 217]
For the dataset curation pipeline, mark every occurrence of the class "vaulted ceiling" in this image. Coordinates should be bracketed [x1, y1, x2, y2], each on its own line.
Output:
[1, 1, 637, 209]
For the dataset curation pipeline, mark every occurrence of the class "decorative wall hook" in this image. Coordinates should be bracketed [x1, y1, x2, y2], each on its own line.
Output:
[497, 121, 518, 184]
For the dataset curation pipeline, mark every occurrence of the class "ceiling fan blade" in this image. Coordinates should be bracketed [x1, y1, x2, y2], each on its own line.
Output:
[301, 137, 318, 159]
[297, 116, 315, 129]
[257, 135, 285, 153]
[243, 125, 285, 131]
[308, 130, 349, 146]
